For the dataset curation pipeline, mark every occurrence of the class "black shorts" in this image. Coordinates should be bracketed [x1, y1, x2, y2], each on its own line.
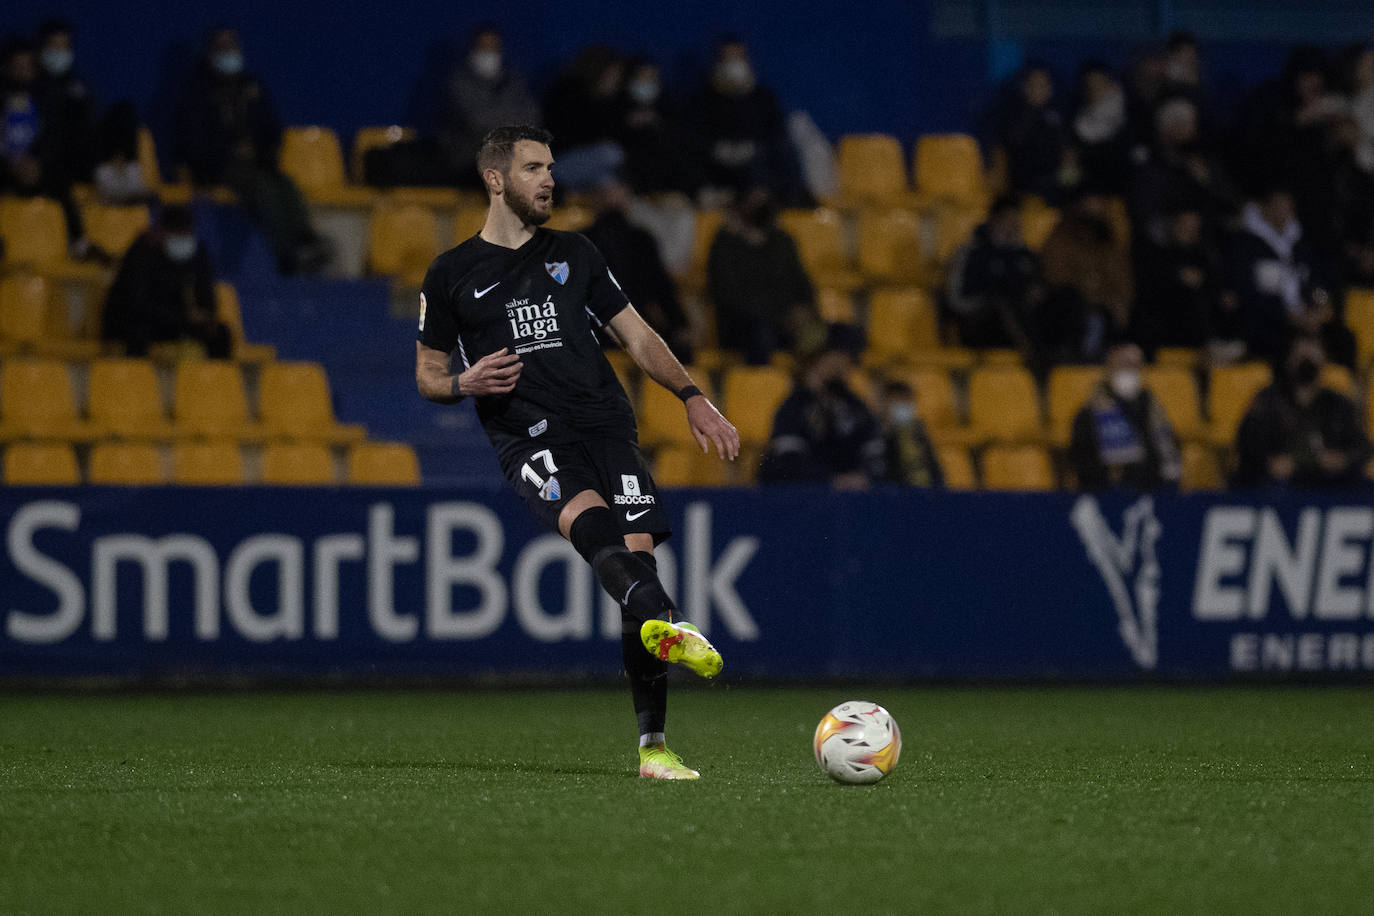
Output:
[496, 436, 671, 544]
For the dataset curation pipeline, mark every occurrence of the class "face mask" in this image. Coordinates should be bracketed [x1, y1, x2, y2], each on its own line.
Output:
[469, 50, 502, 80]
[41, 48, 74, 76]
[164, 235, 198, 263]
[1110, 369, 1141, 400]
[1293, 357, 1320, 387]
[715, 59, 754, 91]
[628, 80, 660, 105]
[889, 403, 916, 426]
[212, 50, 244, 76]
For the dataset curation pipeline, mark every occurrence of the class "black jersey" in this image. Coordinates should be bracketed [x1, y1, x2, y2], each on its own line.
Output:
[418, 228, 637, 453]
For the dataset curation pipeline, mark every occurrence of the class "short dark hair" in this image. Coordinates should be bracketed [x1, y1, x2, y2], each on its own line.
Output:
[37, 18, 74, 42]
[476, 125, 553, 178]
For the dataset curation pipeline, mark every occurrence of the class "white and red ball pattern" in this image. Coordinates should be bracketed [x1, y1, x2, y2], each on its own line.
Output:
[813, 701, 902, 784]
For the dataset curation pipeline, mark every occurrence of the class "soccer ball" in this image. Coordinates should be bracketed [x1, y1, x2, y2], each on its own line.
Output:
[813, 701, 901, 785]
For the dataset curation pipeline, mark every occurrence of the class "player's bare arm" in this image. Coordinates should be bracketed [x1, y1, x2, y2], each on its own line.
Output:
[606, 307, 740, 461]
[415, 341, 521, 404]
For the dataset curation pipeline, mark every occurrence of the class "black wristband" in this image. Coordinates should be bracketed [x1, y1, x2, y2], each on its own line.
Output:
[676, 384, 703, 402]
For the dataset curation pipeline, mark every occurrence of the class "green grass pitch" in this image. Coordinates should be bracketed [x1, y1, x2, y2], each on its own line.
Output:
[2, 686, 1372, 915]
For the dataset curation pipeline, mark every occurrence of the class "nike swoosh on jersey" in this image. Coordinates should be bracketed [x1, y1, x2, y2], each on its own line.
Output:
[474, 282, 500, 298]
[626, 508, 652, 521]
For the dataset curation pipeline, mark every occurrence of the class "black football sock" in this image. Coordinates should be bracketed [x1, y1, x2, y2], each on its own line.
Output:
[624, 550, 668, 738]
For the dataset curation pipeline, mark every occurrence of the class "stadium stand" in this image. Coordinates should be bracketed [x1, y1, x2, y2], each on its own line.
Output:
[1141, 366, 1206, 442]
[279, 126, 375, 206]
[835, 134, 914, 208]
[214, 282, 277, 365]
[935, 444, 977, 490]
[0, 273, 101, 360]
[1206, 363, 1273, 447]
[172, 361, 266, 441]
[912, 133, 986, 209]
[350, 125, 416, 183]
[368, 202, 438, 286]
[87, 358, 176, 440]
[778, 208, 862, 291]
[855, 208, 927, 287]
[0, 359, 97, 442]
[1046, 365, 1104, 448]
[259, 361, 367, 444]
[967, 365, 1045, 444]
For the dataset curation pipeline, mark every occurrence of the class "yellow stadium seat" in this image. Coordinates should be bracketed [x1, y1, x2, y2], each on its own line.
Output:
[213, 282, 276, 364]
[0, 273, 99, 360]
[1180, 442, 1224, 492]
[88, 358, 175, 439]
[1020, 200, 1060, 251]
[815, 287, 857, 324]
[865, 287, 940, 365]
[836, 134, 913, 208]
[137, 126, 164, 189]
[978, 348, 1023, 367]
[82, 203, 150, 256]
[856, 209, 926, 285]
[968, 365, 1044, 443]
[899, 367, 970, 441]
[936, 444, 977, 490]
[347, 441, 421, 485]
[369, 203, 438, 286]
[545, 205, 594, 232]
[261, 442, 338, 485]
[652, 444, 729, 487]
[1347, 288, 1374, 367]
[778, 208, 861, 290]
[172, 361, 265, 441]
[721, 365, 793, 446]
[913, 134, 986, 208]
[1207, 362, 1272, 446]
[350, 125, 417, 183]
[453, 207, 488, 246]
[1143, 366, 1206, 442]
[1320, 363, 1356, 398]
[0, 197, 68, 270]
[638, 372, 711, 448]
[1047, 365, 1104, 447]
[259, 361, 366, 444]
[931, 201, 986, 263]
[3, 442, 81, 485]
[171, 441, 245, 485]
[280, 126, 374, 206]
[88, 441, 167, 485]
[678, 208, 725, 291]
[1154, 347, 1200, 369]
[0, 359, 96, 441]
[982, 444, 1056, 491]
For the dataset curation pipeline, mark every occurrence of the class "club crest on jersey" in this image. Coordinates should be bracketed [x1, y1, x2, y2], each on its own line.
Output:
[539, 476, 561, 501]
[545, 261, 570, 285]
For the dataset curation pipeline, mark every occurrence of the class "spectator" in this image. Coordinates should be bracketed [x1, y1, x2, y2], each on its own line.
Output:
[1162, 31, 1204, 101]
[876, 378, 944, 488]
[616, 57, 704, 198]
[1070, 61, 1129, 193]
[436, 24, 539, 189]
[993, 63, 1067, 201]
[1038, 188, 1133, 364]
[706, 184, 817, 365]
[101, 205, 232, 359]
[1, 36, 94, 257]
[1133, 206, 1221, 354]
[1130, 95, 1239, 248]
[757, 327, 884, 489]
[93, 100, 155, 205]
[1348, 44, 1374, 176]
[33, 18, 97, 184]
[541, 46, 627, 191]
[692, 37, 806, 206]
[581, 176, 694, 363]
[174, 27, 330, 274]
[944, 193, 1041, 353]
[1233, 334, 1370, 489]
[1068, 341, 1181, 491]
[1223, 185, 1353, 367]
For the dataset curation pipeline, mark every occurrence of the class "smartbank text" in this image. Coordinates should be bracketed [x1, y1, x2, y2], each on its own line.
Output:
[1193, 506, 1374, 672]
[3, 500, 759, 646]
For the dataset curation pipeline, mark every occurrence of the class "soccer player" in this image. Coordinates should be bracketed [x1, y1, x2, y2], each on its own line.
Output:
[415, 125, 739, 779]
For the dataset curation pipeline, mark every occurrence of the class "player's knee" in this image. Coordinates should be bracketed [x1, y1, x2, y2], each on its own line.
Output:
[568, 506, 624, 566]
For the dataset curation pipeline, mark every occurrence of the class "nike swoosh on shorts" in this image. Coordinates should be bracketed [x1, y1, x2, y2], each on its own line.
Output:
[626, 508, 651, 521]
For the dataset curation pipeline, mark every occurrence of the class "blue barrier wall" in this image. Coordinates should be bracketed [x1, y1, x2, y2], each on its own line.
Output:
[4, 487, 1373, 681]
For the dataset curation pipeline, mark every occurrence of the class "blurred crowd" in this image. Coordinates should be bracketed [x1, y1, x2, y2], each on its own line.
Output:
[3, 21, 1373, 493]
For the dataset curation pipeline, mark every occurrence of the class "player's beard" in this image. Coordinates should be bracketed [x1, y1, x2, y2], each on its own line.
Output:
[505, 184, 552, 227]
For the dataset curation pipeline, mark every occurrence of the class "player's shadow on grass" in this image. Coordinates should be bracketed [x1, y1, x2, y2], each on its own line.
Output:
[343, 759, 626, 777]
